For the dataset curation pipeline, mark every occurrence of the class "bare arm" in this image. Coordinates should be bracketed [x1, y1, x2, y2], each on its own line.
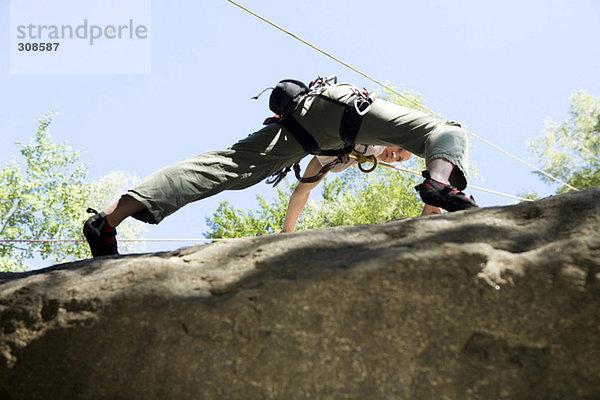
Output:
[281, 156, 328, 233]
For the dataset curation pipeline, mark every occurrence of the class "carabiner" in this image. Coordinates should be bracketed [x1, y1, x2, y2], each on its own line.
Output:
[357, 155, 378, 173]
[352, 88, 376, 116]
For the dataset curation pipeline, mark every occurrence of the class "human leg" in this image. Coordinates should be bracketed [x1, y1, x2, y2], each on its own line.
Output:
[83, 123, 306, 257]
[101, 195, 145, 228]
[427, 158, 454, 185]
[355, 99, 476, 212]
[417, 157, 477, 215]
[125, 125, 306, 225]
[414, 124, 477, 212]
[420, 158, 452, 216]
[82, 195, 146, 257]
[355, 98, 443, 156]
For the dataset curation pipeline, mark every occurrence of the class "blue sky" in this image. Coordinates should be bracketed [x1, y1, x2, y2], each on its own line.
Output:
[1, 0, 600, 261]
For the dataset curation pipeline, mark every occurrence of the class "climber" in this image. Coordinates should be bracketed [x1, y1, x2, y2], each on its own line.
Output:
[281, 145, 417, 233]
[84, 79, 477, 257]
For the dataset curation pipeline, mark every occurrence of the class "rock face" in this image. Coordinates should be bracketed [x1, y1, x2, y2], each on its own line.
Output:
[1, 188, 599, 400]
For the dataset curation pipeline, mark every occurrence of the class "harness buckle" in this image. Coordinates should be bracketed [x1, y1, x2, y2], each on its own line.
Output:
[352, 88, 376, 116]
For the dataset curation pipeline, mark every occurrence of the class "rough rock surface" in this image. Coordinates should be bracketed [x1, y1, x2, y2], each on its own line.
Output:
[1, 188, 599, 400]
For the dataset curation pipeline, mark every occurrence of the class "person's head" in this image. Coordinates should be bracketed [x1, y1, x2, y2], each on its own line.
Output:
[385, 146, 413, 162]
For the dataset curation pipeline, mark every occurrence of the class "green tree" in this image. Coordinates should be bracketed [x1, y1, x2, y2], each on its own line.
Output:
[528, 90, 600, 192]
[206, 185, 292, 239]
[0, 113, 145, 271]
[205, 85, 428, 238]
[300, 161, 424, 230]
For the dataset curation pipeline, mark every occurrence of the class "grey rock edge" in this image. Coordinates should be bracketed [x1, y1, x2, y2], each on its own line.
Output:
[0, 188, 599, 400]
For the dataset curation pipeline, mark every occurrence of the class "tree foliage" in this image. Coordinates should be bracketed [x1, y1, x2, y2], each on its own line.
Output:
[205, 86, 427, 238]
[0, 113, 145, 271]
[205, 186, 292, 239]
[528, 90, 600, 192]
[300, 161, 424, 229]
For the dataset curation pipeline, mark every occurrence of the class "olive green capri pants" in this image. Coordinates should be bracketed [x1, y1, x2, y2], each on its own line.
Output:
[127, 83, 469, 224]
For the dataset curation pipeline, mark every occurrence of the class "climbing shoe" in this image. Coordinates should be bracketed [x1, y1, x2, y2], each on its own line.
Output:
[415, 171, 478, 212]
[83, 208, 118, 257]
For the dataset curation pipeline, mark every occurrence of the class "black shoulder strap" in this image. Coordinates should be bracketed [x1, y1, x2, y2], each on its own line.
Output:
[268, 113, 356, 187]
[266, 90, 374, 187]
[339, 104, 363, 145]
[278, 116, 320, 155]
[278, 115, 353, 157]
[317, 94, 364, 146]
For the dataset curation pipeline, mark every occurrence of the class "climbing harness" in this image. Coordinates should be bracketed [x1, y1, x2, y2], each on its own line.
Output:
[261, 75, 377, 186]
[312, 86, 376, 146]
[256, 74, 375, 152]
